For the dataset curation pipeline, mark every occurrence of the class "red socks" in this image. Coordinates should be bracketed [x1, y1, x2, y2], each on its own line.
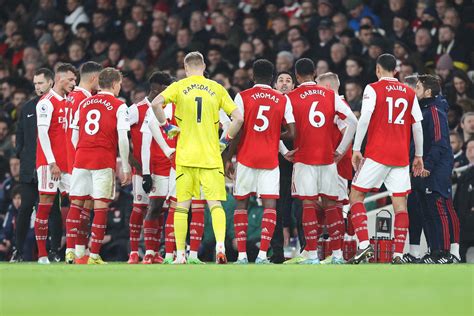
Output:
[77, 207, 90, 247]
[234, 209, 248, 253]
[129, 205, 146, 252]
[90, 208, 108, 255]
[260, 208, 277, 252]
[350, 202, 369, 243]
[154, 212, 165, 252]
[190, 200, 205, 252]
[164, 203, 176, 255]
[326, 205, 344, 252]
[346, 211, 355, 236]
[302, 203, 319, 251]
[34, 202, 53, 258]
[394, 211, 409, 254]
[66, 204, 82, 249]
[144, 218, 159, 252]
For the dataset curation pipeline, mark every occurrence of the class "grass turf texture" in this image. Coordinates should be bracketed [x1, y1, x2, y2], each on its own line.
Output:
[1, 264, 472, 316]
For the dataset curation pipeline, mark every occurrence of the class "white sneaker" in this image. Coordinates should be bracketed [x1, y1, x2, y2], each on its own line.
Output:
[38, 256, 50, 264]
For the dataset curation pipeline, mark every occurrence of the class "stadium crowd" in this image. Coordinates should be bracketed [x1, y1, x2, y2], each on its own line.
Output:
[0, 0, 473, 263]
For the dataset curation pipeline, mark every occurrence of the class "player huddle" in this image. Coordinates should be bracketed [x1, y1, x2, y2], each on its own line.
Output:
[33, 51, 432, 265]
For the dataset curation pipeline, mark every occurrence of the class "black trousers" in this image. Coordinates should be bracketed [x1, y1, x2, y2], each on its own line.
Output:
[16, 182, 62, 256]
[271, 174, 292, 263]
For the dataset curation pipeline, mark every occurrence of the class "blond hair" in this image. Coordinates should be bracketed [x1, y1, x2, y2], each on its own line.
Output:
[316, 72, 340, 90]
[184, 51, 204, 67]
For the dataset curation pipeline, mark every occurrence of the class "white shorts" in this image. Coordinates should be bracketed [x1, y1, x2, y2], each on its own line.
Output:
[233, 163, 279, 200]
[291, 162, 339, 200]
[70, 168, 116, 201]
[132, 174, 149, 206]
[167, 168, 205, 201]
[149, 174, 169, 199]
[352, 158, 411, 196]
[37, 166, 70, 195]
[337, 175, 349, 204]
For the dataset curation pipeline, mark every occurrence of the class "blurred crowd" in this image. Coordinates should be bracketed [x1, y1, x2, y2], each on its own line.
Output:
[0, 0, 473, 261]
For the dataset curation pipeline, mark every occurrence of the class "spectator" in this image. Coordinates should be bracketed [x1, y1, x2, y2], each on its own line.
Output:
[0, 118, 14, 159]
[453, 138, 474, 262]
[206, 46, 233, 78]
[314, 19, 337, 61]
[90, 34, 109, 64]
[143, 34, 163, 67]
[91, 9, 111, 36]
[450, 131, 469, 169]
[389, 14, 414, 49]
[447, 70, 474, 107]
[346, 0, 381, 32]
[68, 39, 87, 68]
[399, 62, 416, 83]
[333, 12, 349, 38]
[271, 15, 289, 52]
[330, 42, 348, 77]
[252, 36, 274, 62]
[128, 59, 146, 85]
[242, 15, 260, 42]
[238, 42, 255, 69]
[5, 32, 25, 71]
[121, 20, 146, 59]
[52, 22, 71, 59]
[315, 59, 331, 78]
[65, 0, 90, 34]
[436, 24, 469, 72]
[75, 23, 93, 51]
[413, 27, 435, 73]
[435, 53, 454, 86]
[357, 24, 374, 56]
[276, 51, 294, 73]
[232, 68, 251, 91]
[460, 112, 474, 143]
[0, 186, 21, 261]
[104, 42, 126, 69]
[344, 78, 363, 116]
[345, 55, 366, 86]
[0, 157, 20, 213]
[291, 37, 311, 60]
[190, 11, 210, 47]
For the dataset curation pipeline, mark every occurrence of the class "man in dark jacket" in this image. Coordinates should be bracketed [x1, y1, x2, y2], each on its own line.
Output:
[453, 138, 474, 262]
[406, 75, 460, 263]
[11, 68, 62, 262]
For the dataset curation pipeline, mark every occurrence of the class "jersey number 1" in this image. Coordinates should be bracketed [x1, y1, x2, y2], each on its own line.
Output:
[195, 97, 202, 123]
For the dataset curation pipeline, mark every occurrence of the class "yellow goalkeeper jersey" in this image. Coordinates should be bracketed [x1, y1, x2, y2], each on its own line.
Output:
[160, 75, 237, 168]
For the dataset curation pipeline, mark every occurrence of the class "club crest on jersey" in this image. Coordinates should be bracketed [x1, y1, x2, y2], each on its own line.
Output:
[386, 85, 406, 93]
[49, 182, 54, 189]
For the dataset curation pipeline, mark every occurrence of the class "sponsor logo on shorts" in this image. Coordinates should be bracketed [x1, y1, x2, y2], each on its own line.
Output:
[137, 195, 142, 201]
[49, 182, 54, 189]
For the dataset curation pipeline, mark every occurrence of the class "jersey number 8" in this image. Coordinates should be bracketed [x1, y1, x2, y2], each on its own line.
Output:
[85, 109, 101, 135]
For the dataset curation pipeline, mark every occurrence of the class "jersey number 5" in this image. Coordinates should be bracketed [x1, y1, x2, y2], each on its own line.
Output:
[85, 109, 101, 135]
[254, 105, 270, 132]
[386, 97, 408, 124]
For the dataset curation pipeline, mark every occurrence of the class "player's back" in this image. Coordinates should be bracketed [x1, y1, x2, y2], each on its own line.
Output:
[364, 78, 417, 166]
[162, 75, 235, 169]
[75, 91, 127, 170]
[288, 82, 338, 165]
[129, 98, 150, 167]
[236, 84, 289, 169]
[333, 97, 353, 180]
[36, 89, 68, 170]
[65, 87, 91, 173]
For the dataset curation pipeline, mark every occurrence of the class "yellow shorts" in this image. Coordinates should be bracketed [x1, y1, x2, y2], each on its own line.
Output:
[175, 165, 226, 202]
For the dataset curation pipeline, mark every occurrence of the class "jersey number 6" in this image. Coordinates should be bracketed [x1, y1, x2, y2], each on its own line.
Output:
[309, 101, 325, 128]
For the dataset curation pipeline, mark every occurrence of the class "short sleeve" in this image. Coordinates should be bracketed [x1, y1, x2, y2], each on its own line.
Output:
[335, 94, 353, 120]
[160, 82, 179, 105]
[411, 96, 423, 123]
[128, 104, 139, 126]
[36, 99, 54, 126]
[361, 84, 376, 113]
[220, 85, 237, 115]
[233, 93, 244, 115]
[283, 95, 295, 124]
[219, 109, 231, 124]
[116, 104, 130, 131]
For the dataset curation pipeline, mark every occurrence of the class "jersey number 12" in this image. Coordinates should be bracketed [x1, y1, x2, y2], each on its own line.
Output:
[386, 97, 408, 125]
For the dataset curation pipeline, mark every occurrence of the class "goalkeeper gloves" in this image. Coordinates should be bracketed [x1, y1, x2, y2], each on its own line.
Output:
[162, 121, 180, 139]
[220, 134, 232, 153]
[142, 174, 152, 193]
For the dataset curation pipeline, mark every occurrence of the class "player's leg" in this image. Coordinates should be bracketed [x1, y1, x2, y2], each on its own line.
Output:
[385, 165, 412, 263]
[128, 174, 148, 263]
[188, 198, 206, 264]
[67, 198, 86, 263]
[233, 162, 257, 264]
[201, 167, 228, 264]
[87, 168, 115, 264]
[348, 158, 386, 263]
[445, 197, 461, 261]
[143, 197, 165, 264]
[75, 199, 93, 263]
[164, 197, 177, 263]
[34, 165, 59, 264]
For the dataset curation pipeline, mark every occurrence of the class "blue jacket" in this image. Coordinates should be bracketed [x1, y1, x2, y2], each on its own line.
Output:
[412, 96, 453, 198]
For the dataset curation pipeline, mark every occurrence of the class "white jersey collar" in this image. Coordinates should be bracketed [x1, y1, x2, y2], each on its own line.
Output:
[74, 86, 92, 98]
[379, 77, 398, 82]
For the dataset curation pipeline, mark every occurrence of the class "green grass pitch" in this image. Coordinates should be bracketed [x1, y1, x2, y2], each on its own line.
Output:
[1, 264, 473, 316]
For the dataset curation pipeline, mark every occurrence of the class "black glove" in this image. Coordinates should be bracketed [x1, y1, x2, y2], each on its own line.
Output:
[142, 174, 152, 193]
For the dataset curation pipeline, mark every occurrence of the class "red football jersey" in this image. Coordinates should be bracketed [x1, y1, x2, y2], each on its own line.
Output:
[73, 91, 130, 170]
[333, 97, 353, 180]
[235, 84, 295, 169]
[362, 78, 422, 167]
[129, 97, 150, 171]
[288, 82, 352, 165]
[64, 87, 92, 173]
[36, 89, 68, 171]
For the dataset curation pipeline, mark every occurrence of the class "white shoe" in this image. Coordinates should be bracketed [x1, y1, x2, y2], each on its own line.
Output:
[38, 256, 50, 264]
